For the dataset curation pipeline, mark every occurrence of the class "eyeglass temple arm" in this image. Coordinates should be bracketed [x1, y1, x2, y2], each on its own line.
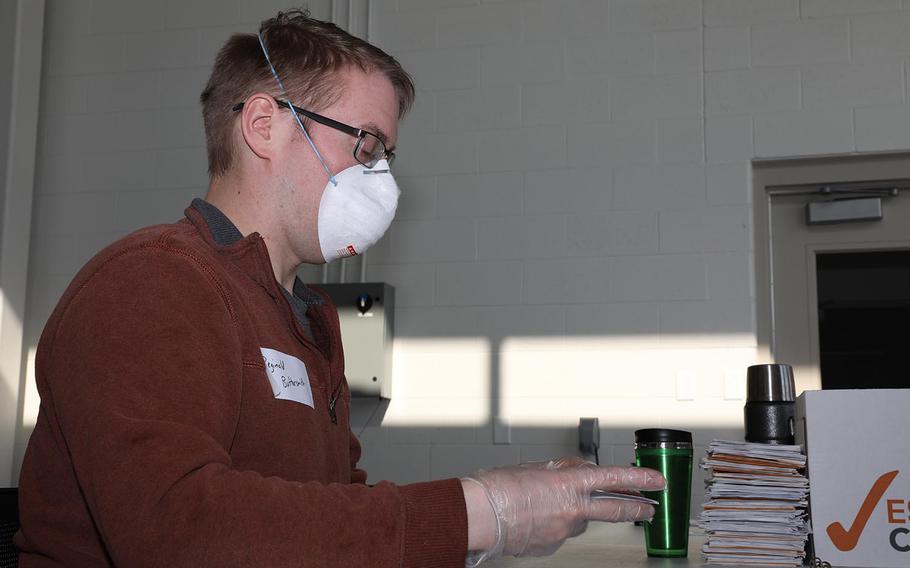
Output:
[232, 100, 363, 139]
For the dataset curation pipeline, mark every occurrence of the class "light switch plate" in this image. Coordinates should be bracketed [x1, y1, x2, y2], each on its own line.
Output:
[723, 368, 746, 400]
[676, 370, 697, 401]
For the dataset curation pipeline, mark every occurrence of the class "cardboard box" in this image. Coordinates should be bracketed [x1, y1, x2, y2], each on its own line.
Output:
[796, 389, 910, 568]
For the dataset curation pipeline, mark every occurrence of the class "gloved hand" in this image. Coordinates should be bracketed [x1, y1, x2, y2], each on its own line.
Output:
[462, 457, 665, 565]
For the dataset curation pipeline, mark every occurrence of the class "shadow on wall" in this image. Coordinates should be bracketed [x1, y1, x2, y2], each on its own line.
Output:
[339, 299, 758, 519]
[337, 296, 759, 433]
[13, 222, 760, 498]
[303, 257, 760, 520]
[10, 263, 759, 525]
[352, 398, 744, 521]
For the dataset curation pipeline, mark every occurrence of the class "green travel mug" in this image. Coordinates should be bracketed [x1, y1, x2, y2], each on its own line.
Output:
[634, 428, 693, 558]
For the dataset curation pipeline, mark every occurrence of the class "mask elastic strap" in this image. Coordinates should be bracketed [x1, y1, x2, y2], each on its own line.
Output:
[257, 32, 338, 186]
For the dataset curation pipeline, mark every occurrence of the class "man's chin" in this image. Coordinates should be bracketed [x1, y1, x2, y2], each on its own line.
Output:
[300, 255, 328, 266]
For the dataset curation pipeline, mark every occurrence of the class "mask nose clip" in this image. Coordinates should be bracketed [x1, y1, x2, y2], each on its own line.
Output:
[363, 169, 390, 175]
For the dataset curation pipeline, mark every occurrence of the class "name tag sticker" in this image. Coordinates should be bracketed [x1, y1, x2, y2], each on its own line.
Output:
[260, 347, 314, 408]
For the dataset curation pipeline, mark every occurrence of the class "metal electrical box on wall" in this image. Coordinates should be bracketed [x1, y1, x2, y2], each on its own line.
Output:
[316, 282, 394, 398]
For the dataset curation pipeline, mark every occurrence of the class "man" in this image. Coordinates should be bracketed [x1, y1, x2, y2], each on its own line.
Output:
[16, 10, 664, 567]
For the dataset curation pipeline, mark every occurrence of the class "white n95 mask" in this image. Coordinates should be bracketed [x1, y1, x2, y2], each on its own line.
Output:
[317, 158, 399, 263]
[255, 32, 399, 263]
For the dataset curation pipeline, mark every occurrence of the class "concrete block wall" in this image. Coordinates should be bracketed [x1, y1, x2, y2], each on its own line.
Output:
[15, 0, 910, 518]
[0, 1, 16, 224]
[15, 0, 336, 470]
[358, 0, 910, 511]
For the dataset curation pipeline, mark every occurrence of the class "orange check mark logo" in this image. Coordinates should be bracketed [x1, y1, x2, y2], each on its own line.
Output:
[826, 470, 900, 552]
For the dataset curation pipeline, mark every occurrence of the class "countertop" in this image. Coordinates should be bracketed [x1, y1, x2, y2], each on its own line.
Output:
[487, 523, 708, 567]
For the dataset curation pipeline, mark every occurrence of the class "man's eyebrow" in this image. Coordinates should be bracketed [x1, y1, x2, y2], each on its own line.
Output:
[361, 122, 394, 150]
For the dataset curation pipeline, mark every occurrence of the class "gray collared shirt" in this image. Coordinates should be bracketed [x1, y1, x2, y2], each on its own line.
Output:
[191, 198, 322, 342]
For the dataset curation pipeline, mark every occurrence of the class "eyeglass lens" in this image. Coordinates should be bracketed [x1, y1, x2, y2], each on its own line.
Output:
[354, 132, 393, 168]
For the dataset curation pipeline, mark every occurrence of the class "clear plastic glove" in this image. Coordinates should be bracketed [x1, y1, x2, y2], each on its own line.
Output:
[462, 457, 665, 566]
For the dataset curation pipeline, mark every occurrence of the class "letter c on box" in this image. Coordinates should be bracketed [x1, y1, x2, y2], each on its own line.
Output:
[890, 527, 910, 552]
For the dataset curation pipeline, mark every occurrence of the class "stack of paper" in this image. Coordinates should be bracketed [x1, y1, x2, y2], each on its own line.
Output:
[696, 440, 810, 567]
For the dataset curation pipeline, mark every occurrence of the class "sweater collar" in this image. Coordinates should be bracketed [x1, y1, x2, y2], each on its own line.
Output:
[187, 198, 323, 307]
[190, 198, 244, 246]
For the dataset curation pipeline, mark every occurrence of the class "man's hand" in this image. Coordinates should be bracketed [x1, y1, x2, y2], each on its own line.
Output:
[461, 457, 665, 565]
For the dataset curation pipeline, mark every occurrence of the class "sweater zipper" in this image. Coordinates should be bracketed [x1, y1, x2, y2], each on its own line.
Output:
[265, 265, 340, 425]
[328, 391, 338, 424]
[309, 303, 342, 426]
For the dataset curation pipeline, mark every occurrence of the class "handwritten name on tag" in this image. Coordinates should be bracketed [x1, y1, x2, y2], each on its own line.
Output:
[260, 347, 314, 408]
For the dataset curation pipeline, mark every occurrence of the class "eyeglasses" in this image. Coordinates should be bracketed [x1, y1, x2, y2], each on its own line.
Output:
[232, 99, 394, 168]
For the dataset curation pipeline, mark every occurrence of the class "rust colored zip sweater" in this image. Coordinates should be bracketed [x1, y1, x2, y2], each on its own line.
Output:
[15, 204, 468, 567]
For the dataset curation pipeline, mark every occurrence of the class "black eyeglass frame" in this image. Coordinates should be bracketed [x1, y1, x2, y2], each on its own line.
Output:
[232, 99, 394, 168]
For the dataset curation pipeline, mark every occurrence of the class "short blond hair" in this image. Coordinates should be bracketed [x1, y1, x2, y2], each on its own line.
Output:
[200, 8, 415, 177]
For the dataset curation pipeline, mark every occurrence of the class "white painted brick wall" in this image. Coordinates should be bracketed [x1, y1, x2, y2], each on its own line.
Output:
[566, 32, 653, 78]
[566, 211, 659, 257]
[387, 218, 476, 263]
[396, 131, 478, 176]
[657, 117, 705, 164]
[608, 0, 702, 33]
[852, 10, 910, 60]
[19, 0, 910, 519]
[367, 262, 436, 307]
[610, 73, 702, 119]
[436, 4, 522, 48]
[855, 104, 910, 150]
[521, 257, 611, 305]
[437, 85, 521, 132]
[658, 206, 751, 253]
[566, 300, 658, 332]
[612, 164, 707, 210]
[568, 120, 655, 168]
[436, 260, 524, 306]
[396, 48, 477, 91]
[390, 175, 437, 221]
[477, 215, 566, 260]
[705, 115, 753, 164]
[522, 0, 609, 39]
[655, 29, 703, 74]
[704, 26, 749, 71]
[751, 17, 849, 66]
[705, 67, 801, 114]
[480, 41, 565, 85]
[706, 163, 751, 205]
[801, 0, 901, 18]
[478, 125, 566, 171]
[437, 172, 523, 217]
[609, 254, 707, 302]
[522, 79, 611, 125]
[524, 168, 612, 214]
[802, 62, 904, 107]
[703, 0, 799, 28]
[372, 9, 436, 53]
[706, 251, 755, 300]
[754, 107, 854, 157]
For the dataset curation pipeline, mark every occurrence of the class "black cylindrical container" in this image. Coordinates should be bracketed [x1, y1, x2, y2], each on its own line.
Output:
[744, 364, 796, 445]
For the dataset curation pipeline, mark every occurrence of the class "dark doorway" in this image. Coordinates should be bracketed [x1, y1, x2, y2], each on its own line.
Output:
[816, 250, 910, 389]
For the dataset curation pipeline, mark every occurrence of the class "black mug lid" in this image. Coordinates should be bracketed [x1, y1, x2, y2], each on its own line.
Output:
[635, 428, 692, 444]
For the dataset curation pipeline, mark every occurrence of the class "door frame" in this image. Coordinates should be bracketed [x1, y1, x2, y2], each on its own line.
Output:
[753, 152, 910, 392]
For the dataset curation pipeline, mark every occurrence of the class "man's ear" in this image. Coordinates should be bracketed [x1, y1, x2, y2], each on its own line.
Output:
[239, 94, 279, 161]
